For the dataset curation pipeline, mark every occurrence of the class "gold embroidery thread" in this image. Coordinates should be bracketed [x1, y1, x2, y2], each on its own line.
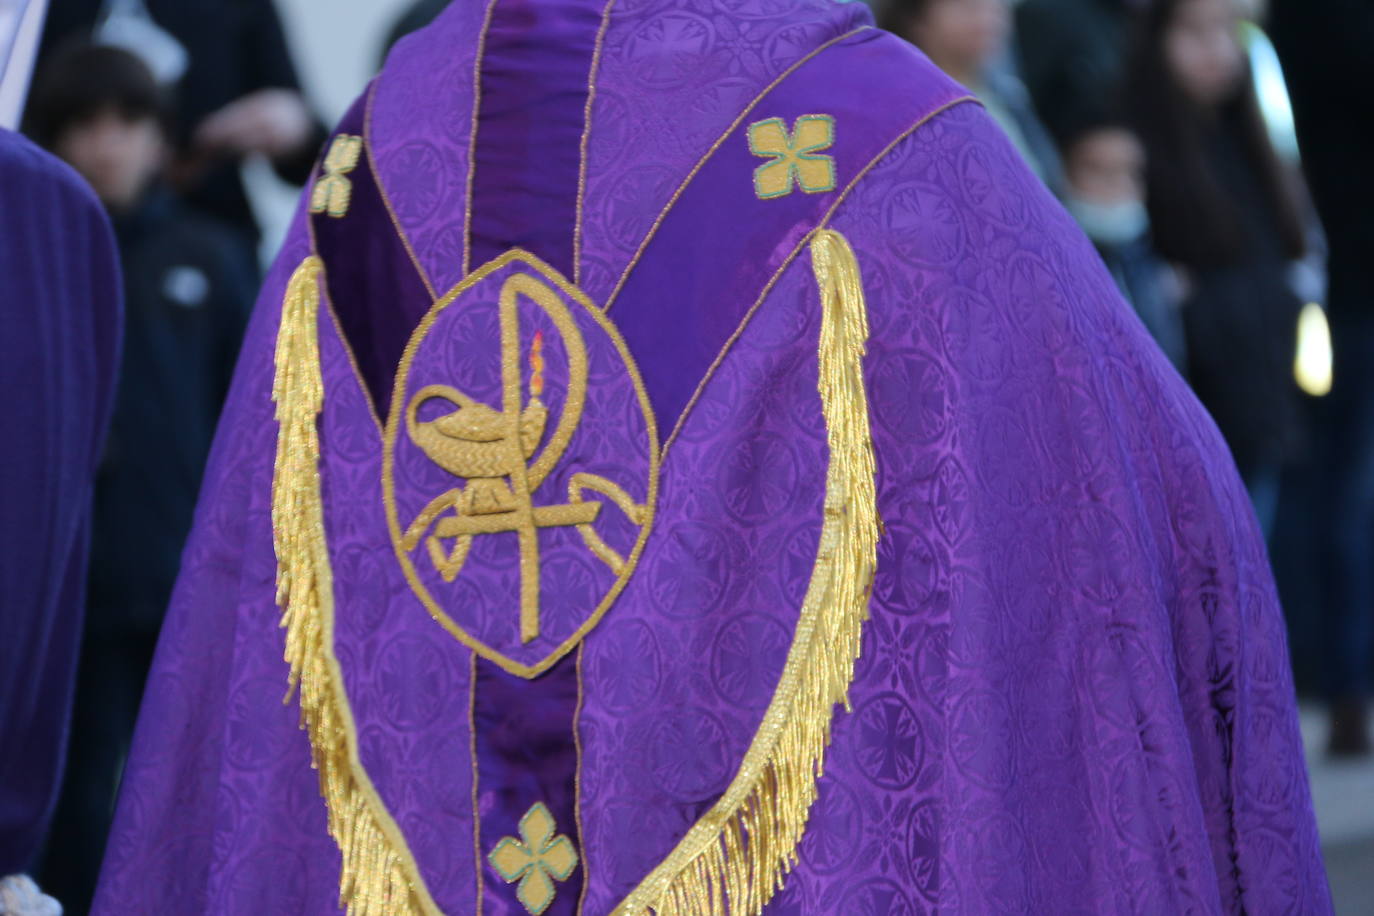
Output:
[271, 256, 440, 916]
[601, 27, 870, 314]
[748, 115, 836, 199]
[311, 135, 364, 218]
[489, 802, 580, 915]
[611, 228, 879, 916]
[383, 249, 660, 679]
[662, 96, 978, 459]
[395, 271, 654, 644]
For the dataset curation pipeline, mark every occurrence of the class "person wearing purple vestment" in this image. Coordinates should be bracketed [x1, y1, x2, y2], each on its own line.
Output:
[94, 1, 1330, 914]
[0, 128, 120, 900]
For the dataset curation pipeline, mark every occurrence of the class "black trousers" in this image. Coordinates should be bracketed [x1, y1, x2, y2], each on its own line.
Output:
[1318, 308, 1374, 701]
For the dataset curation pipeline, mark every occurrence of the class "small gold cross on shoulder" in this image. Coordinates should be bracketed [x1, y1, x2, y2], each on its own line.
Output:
[310, 134, 363, 218]
[748, 114, 837, 199]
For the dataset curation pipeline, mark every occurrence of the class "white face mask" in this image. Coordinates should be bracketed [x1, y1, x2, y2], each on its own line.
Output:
[1065, 195, 1150, 247]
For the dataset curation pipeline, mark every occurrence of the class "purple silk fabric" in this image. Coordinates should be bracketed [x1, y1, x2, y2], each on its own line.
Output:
[468, 0, 602, 277]
[0, 130, 121, 873]
[609, 28, 968, 429]
[94, 1, 1330, 914]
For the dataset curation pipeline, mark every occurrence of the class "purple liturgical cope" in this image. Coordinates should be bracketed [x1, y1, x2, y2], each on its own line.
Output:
[0, 129, 121, 874]
[94, 2, 1330, 914]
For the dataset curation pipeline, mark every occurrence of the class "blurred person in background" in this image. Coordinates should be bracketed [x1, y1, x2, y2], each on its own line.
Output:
[1015, 0, 1141, 142]
[38, 0, 323, 275]
[1125, 0, 1308, 540]
[0, 124, 120, 916]
[882, 0, 1063, 193]
[381, 0, 448, 62]
[24, 42, 253, 914]
[1271, 0, 1374, 756]
[1057, 111, 1186, 371]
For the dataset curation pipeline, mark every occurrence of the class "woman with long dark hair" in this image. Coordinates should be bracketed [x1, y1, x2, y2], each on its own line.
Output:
[1126, 0, 1309, 535]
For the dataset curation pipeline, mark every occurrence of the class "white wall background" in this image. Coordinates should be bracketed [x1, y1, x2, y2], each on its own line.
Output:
[277, 0, 415, 125]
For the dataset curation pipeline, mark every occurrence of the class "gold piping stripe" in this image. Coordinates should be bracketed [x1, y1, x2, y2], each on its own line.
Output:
[271, 256, 440, 916]
[659, 95, 979, 462]
[610, 229, 880, 916]
[364, 79, 439, 302]
[304, 190, 388, 437]
[574, 642, 590, 916]
[463, 0, 503, 280]
[470, 650, 485, 915]
[599, 26, 872, 314]
[574, 0, 620, 287]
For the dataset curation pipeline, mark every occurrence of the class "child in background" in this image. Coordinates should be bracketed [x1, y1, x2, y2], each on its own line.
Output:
[1058, 115, 1187, 372]
[24, 42, 253, 915]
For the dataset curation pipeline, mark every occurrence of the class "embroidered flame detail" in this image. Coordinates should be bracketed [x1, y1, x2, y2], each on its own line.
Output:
[612, 228, 880, 916]
[531, 329, 546, 401]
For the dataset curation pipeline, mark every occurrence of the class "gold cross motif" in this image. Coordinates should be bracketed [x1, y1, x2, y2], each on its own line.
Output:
[310, 134, 363, 218]
[489, 802, 579, 915]
[748, 114, 836, 199]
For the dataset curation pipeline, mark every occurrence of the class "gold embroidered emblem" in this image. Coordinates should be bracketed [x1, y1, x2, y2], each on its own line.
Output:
[311, 134, 363, 218]
[489, 802, 579, 915]
[384, 250, 658, 678]
[748, 115, 836, 199]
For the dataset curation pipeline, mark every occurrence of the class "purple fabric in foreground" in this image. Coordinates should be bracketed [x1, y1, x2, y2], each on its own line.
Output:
[0, 130, 121, 874]
[94, 1, 1331, 914]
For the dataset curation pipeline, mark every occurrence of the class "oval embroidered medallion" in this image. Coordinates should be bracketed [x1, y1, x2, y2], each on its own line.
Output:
[383, 249, 659, 677]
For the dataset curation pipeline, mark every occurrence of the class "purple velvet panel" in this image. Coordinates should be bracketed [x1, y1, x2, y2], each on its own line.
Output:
[577, 0, 872, 300]
[313, 89, 433, 415]
[468, 0, 602, 277]
[608, 29, 969, 430]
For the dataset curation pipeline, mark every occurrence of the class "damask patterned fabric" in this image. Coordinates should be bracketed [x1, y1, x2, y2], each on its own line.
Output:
[93, 1, 1329, 914]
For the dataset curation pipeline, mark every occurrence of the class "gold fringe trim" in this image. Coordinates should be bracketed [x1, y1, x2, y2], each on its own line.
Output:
[612, 228, 880, 916]
[272, 256, 439, 916]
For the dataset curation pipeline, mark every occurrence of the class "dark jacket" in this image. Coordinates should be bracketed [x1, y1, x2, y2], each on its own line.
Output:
[39, 0, 322, 247]
[1173, 125, 1304, 474]
[87, 185, 252, 630]
[1014, 0, 1134, 140]
[1270, 0, 1374, 321]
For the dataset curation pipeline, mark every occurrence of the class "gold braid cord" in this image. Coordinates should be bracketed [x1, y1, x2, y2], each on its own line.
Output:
[272, 256, 439, 916]
[613, 228, 880, 916]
